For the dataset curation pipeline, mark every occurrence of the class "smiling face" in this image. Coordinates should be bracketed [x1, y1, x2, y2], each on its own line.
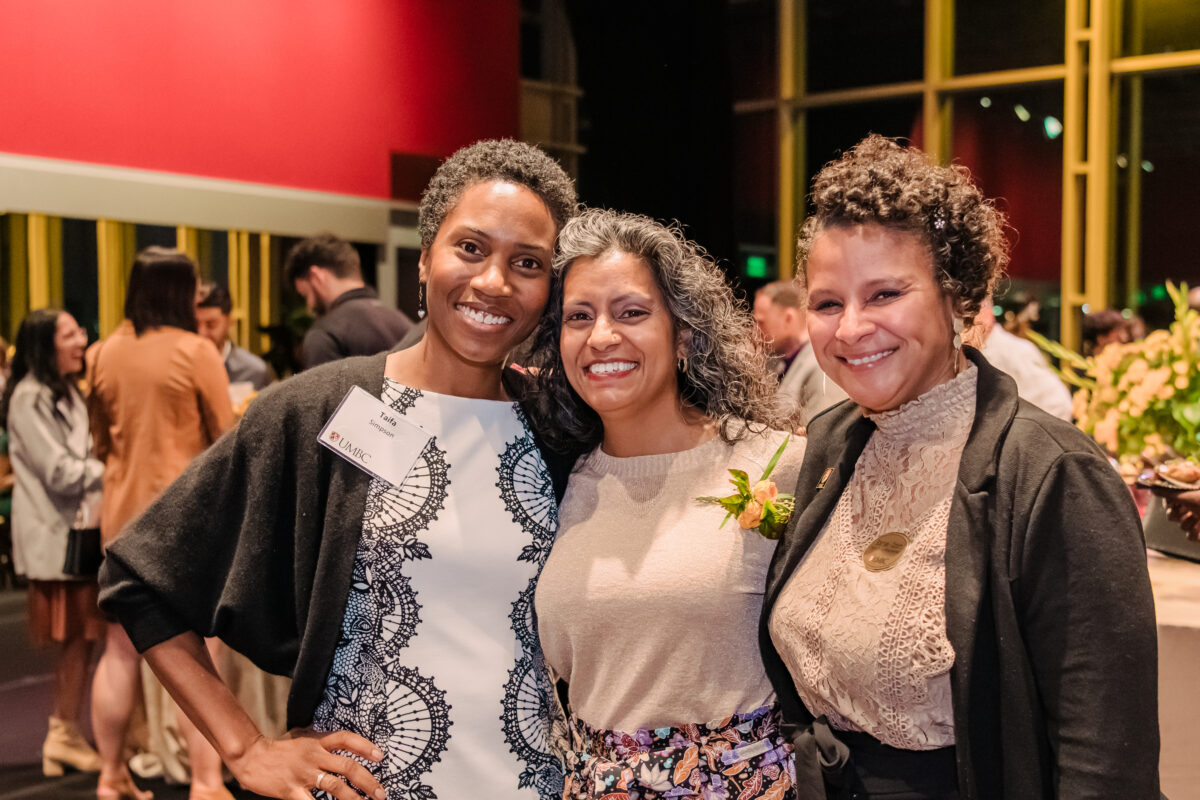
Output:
[560, 250, 682, 427]
[54, 312, 87, 377]
[805, 223, 958, 414]
[419, 180, 557, 369]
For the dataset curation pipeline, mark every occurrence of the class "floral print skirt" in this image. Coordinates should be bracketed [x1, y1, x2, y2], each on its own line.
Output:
[562, 705, 796, 799]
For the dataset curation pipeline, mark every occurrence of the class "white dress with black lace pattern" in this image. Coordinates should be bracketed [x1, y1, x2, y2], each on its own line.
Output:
[311, 378, 563, 800]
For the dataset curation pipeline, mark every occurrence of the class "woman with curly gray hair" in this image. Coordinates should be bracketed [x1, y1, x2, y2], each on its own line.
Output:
[761, 134, 1158, 798]
[531, 208, 803, 799]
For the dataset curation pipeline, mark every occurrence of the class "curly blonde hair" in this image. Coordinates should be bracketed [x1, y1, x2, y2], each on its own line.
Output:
[796, 134, 1008, 323]
[526, 208, 797, 453]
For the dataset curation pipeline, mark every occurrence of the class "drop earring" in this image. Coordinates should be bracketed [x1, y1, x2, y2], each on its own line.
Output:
[417, 282, 426, 319]
[952, 317, 963, 350]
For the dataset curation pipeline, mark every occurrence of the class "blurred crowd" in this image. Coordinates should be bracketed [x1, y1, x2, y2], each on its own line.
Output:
[0, 234, 412, 800]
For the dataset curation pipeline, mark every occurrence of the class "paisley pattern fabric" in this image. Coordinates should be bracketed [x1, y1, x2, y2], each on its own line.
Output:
[312, 379, 563, 799]
[562, 705, 795, 800]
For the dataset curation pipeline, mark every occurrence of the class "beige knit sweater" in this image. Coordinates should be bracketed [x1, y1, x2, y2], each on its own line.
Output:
[536, 427, 805, 732]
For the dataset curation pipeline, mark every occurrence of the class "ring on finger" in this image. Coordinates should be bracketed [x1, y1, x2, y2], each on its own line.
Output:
[315, 770, 329, 791]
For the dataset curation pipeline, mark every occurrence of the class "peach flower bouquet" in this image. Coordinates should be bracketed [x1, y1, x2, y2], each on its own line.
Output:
[696, 436, 796, 539]
[1029, 281, 1200, 486]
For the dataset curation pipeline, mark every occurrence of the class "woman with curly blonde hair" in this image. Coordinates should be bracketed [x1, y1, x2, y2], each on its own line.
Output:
[761, 134, 1158, 798]
[529, 208, 803, 799]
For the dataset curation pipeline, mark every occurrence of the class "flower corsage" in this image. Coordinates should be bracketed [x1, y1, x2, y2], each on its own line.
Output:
[696, 436, 795, 539]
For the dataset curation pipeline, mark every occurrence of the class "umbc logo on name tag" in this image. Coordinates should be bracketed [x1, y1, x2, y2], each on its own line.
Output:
[329, 431, 341, 442]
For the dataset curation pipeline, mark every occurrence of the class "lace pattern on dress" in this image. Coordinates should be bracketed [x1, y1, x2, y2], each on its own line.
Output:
[772, 365, 977, 750]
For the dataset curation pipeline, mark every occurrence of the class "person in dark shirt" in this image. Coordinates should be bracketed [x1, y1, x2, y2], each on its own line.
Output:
[285, 233, 413, 369]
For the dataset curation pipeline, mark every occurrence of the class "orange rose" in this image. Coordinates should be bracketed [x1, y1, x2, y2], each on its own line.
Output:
[738, 501, 764, 530]
[752, 480, 778, 505]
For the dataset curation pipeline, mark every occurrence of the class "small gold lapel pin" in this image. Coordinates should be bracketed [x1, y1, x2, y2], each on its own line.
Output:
[816, 467, 834, 489]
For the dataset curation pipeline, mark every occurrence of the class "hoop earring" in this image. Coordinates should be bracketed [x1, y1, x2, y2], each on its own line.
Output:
[677, 355, 688, 373]
[417, 282, 426, 319]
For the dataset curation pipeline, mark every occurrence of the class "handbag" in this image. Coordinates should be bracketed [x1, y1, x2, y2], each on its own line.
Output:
[63, 527, 102, 577]
[63, 480, 104, 578]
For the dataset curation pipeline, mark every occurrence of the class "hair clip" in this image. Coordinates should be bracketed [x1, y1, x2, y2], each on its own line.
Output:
[932, 208, 948, 230]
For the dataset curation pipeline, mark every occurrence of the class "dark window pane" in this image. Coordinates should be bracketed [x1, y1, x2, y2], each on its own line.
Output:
[733, 111, 778, 251]
[731, 0, 778, 101]
[805, 100, 922, 195]
[1121, 0, 1200, 57]
[955, 0, 1065, 74]
[951, 85, 1064, 284]
[807, 0, 923, 92]
[62, 218, 100, 341]
[1115, 70, 1200, 326]
[135, 224, 176, 251]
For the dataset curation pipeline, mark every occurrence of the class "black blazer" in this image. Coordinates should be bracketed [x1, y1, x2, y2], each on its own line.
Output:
[759, 348, 1160, 799]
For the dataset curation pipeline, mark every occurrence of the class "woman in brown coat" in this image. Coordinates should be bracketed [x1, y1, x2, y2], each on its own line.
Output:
[88, 247, 234, 800]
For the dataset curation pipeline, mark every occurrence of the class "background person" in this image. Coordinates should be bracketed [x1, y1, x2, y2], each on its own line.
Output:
[1081, 307, 1130, 356]
[529, 209, 803, 799]
[88, 247, 236, 800]
[285, 233, 413, 369]
[972, 300, 1073, 421]
[762, 135, 1159, 799]
[754, 280, 845, 426]
[1, 308, 105, 778]
[98, 139, 578, 800]
[195, 283, 272, 391]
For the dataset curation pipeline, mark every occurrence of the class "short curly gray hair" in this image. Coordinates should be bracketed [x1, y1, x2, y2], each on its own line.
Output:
[796, 134, 1008, 324]
[418, 139, 578, 248]
[526, 208, 797, 453]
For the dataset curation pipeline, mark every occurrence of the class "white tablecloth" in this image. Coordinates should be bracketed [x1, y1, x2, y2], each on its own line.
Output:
[1148, 550, 1200, 800]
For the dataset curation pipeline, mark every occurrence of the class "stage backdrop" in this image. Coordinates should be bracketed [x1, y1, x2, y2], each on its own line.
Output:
[0, 0, 519, 199]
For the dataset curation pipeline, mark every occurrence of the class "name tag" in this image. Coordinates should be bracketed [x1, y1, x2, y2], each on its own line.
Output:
[318, 386, 431, 488]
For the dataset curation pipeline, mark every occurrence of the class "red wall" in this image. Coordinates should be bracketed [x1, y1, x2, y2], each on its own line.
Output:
[0, 1, 519, 199]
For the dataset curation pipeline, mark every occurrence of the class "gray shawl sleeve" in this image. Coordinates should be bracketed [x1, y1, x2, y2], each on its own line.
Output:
[98, 355, 384, 725]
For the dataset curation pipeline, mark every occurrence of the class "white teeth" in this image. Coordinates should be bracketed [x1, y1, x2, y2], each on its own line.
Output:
[847, 350, 894, 366]
[588, 361, 637, 375]
[456, 304, 511, 326]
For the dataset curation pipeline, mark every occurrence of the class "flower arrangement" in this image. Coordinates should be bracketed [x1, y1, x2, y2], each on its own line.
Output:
[696, 436, 796, 539]
[1028, 281, 1199, 483]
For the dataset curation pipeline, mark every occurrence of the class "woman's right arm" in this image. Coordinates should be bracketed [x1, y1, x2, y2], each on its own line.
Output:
[143, 632, 384, 800]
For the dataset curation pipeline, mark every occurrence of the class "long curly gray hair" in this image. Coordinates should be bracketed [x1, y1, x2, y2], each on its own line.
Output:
[527, 208, 797, 454]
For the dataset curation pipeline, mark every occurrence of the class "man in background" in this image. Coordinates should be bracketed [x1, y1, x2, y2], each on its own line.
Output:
[753, 280, 845, 426]
[285, 233, 413, 369]
[196, 283, 272, 390]
[974, 301, 1073, 421]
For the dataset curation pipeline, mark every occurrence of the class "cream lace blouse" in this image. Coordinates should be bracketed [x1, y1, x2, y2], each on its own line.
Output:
[769, 365, 977, 750]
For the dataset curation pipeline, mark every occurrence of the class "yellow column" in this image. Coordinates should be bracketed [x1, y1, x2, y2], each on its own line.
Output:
[227, 231, 252, 350]
[5, 215, 30, 337]
[1084, 0, 1113, 317]
[922, 0, 954, 163]
[176, 225, 199, 261]
[97, 220, 131, 337]
[237, 232, 252, 350]
[258, 232, 272, 354]
[777, 0, 804, 278]
[26, 213, 51, 310]
[1060, 0, 1089, 349]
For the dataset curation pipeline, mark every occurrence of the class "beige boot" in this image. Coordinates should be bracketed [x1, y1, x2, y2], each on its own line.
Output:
[42, 716, 102, 775]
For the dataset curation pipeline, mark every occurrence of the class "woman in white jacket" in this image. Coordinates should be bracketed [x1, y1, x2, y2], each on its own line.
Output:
[1, 308, 105, 777]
